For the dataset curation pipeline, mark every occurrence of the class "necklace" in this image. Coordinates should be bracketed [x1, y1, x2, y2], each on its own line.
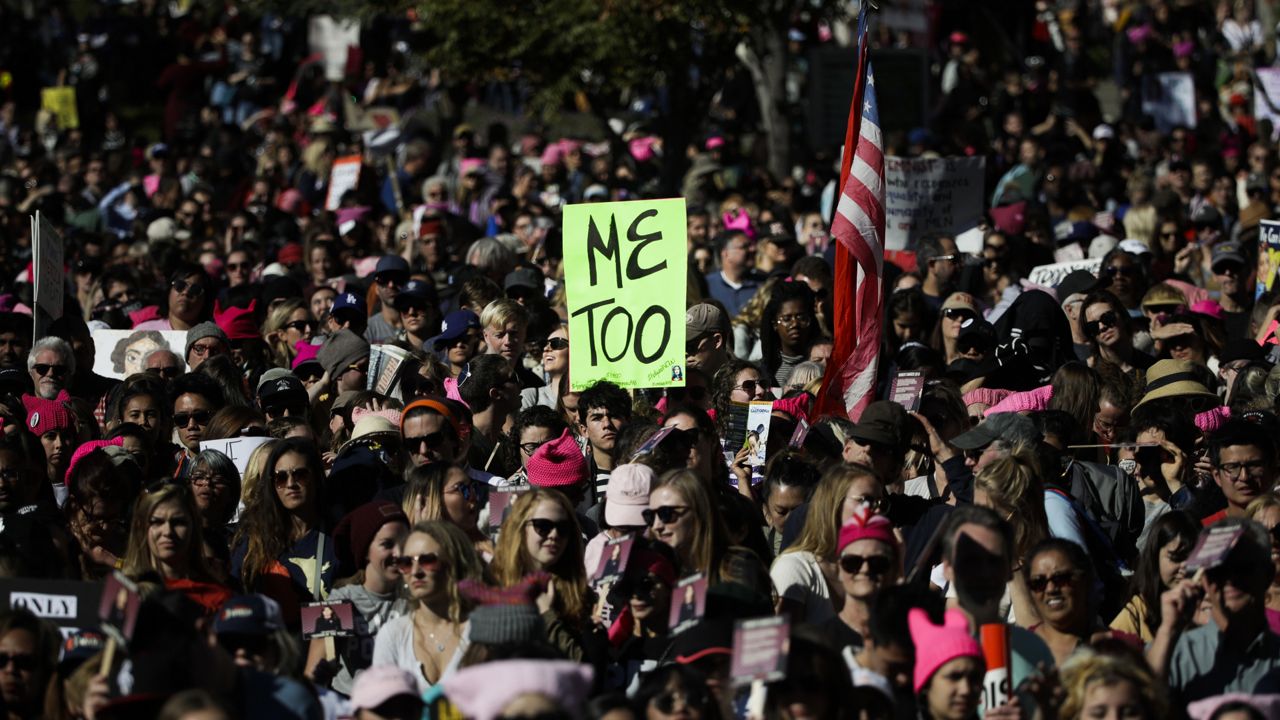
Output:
[414, 612, 453, 653]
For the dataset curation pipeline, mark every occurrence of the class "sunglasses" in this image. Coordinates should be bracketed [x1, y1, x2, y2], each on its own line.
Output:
[173, 411, 213, 427]
[1083, 311, 1119, 338]
[393, 553, 442, 572]
[376, 273, 408, 287]
[284, 320, 314, 333]
[33, 363, 68, 377]
[171, 279, 205, 297]
[735, 380, 758, 395]
[1028, 570, 1079, 593]
[526, 518, 574, 538]
[0, 652, 36, 671]
[685, 336, 707, 355]
[297, 367, 324, 383]
[272, 466, 313, 487]
[641, 505, 689, 526]
[544, 337, 569, 351]
[445, 481, 482, 502]
[148, 366, 182, 379]
[1103, 265, 1140, 278]
[942, 308, 977, 322]
[405, 431, 449, 451]
[839, 554, 892, 576]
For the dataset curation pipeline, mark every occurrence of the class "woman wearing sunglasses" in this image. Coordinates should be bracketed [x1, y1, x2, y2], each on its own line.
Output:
[402, 463, 492, 560]
[492, 488, 590, 660]
[373, 521, 485, 693]
[135, 263, 212, 331]
[232, 438, 335, 628]
[1024, 538, 1131, 665]
[1081, 290, 1154, 376]
[647, 469, 747, 584]
[931, 293, 982, 366]
[831, 509, 901, 643]
[122, 484, 232, 614]
[263, 299, 316, 368]
[633, 664, 719, 720]
[709, 358, 770, 437]
[772, 463, 883, 624]
[521, 325, 569, 411]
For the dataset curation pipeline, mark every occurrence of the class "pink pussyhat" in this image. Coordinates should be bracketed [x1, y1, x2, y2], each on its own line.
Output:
[838, 506, 899, 555]
[908, 608, 983, 693]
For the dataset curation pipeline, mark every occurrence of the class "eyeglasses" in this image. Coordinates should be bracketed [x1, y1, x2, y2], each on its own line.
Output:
[520, 440, 549, 456]
[1028, 570, 1080, 593]
[932, 254, 962, 265]
[284, 320, 314, 334]
[1103, 265, 1140, 278]
[839, 554, 892, 576]
[173, 411, 213, 427]
[735, 380, 759, 395]
[1083, 311, 1119, 338]
[445, 481, 482, 502]
[775, 314, 811, 328]
[393, 553, 442, 572]
[942, 308, 977, 323]
[171, 279, 205, 297]
[526, 518, 574, 538]
[190, 472, 229, 488]
[32, 363, 68, 377]
[641, 505, 689, 526]
[1217, 460, 1269, 477]
[272, 466, 313, 487]
[847, 494, 887, 512]
[189, 342, 223, 357]
[404, 431, 449, 451]
[544, 337, 569, 351]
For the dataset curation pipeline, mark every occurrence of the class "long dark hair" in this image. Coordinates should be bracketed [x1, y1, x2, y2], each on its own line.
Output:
[1132, 511, 1199, 635]
[232, 438, 327, 590]
[760, 280, 817, 383]
[159, 262, 213, 323]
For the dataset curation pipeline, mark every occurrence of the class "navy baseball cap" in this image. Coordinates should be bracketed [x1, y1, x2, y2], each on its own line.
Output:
[330, 291, 367, 319]
[393, 279, 434, 311]
[59, 629, 105, 677]
[214, 595, 283, 636]
[431, 310, 480, 350]
[374, 255, 410, 278]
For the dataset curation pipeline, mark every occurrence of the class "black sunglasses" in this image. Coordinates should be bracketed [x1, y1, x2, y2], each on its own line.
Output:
[545, 337, 569, 351]
[171, 279, 205, 297]
[0, 652, 36, 671]
[148, 366, 182, 379]
[839, 554, 892, 576]
[33, 363, 68, 377]
[942, 308, 977, 322]
[1083, 311, 1119, 338]
[1103, 265, 1140, 278]
[173, 410, 213, 427]
[641, 505, 689, 526]
[1028, 570, 1079, 593]
[526, 518, 574, 538]
[284, 320, 314, 333]
[405, 431, 449, 451]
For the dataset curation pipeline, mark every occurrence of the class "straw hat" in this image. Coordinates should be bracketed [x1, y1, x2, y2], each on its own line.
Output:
[1133, 359, 1218, 409]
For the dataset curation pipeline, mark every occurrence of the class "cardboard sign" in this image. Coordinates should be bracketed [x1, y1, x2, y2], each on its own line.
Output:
[888, 371, 925, 411]
[591, 534, 635, 587]
[41, 87, 79, 130]
[1184, 524, 1246, 573]
[1257, 220, 1280, 300]
[1141, 72, 1197, 134]
[0, 578, 101, 633]
[884, 156, 986, 251]
[730, 615, 791, 685]
[91, 328, 191, 380]
[32, 211, 64, 342]
[1027, 258, 1102, 288]
[981, 623, 1011, 710]
[744, 401, 773, 467]
[301, 601, 355, 639]
[325, 155, 363, 211]
[199, 436, 274, 478]
[563, 198, 687, 390]
[98, 572, 140, 645]
[668, 573, 707, 635]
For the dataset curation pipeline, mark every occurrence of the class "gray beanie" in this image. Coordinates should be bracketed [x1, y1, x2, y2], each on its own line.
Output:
[316, 329, 370, 378]
[185, 321, 228, 358]
[467, 603, 545, 646]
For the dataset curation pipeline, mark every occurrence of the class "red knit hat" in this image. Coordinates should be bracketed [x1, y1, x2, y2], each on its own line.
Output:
[526, 429, 587, 488]
[333, 500, 409, 577]
[837, 506, 900, 555]
[21, 393, 74, 437]
[214, 299, 259, 341]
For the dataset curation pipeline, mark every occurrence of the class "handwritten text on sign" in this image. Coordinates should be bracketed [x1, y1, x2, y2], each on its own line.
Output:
[563, 199, 687, 390]
[884, 156, 985, 251]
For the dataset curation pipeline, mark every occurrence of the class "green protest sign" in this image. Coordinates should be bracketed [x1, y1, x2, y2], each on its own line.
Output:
[563, 198, 687, 390]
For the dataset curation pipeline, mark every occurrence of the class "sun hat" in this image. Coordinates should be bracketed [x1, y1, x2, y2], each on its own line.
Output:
[1133, 359, 1218, 409]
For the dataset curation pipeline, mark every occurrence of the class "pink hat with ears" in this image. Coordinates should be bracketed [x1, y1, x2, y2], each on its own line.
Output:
[291, 340, 322, 371]
[838, 506, 899, 555]
[908, 608, 983, 693]
[64, 437, 125, 485]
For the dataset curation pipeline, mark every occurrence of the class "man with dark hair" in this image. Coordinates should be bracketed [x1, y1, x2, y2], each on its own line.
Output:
[704, 231, 762, 317]
[459, 354, 521, 478]
[1201, 418, 1277, 525]
[915, 234, 961, 311]
[842, 584, 945, 708]
[686, 207, 710, 249]
[576, 380, 632, 503]
[505, 405, 570, 487]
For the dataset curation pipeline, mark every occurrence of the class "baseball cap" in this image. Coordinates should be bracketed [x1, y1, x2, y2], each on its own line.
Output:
[1055, 270, 1099, 305]
[950, 412, 1042, 450]
[432, 310, 480, 351]
[686, 303, 729, 339]
[504, 267, 544, 297]
[392, 280, 433, 311]
[214, 595, 283, 636]
[671, 618, 734, 664]
[330, 291, 367, 319]
[350, 666, 420, 711]
[849, 401, 910, 449]
[256, 368, 306, 407]
[374, 255, 410, 280]
[604, 464, 654, 527]
[1211, 242, 1247, 272]
[956, 320, 996, 353]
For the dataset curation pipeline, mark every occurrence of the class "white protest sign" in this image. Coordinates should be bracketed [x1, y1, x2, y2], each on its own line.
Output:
[325, 155, 362, 211]
[1256, 68, 1280, 141]
[1027, 258, 1102, 288]
[90, 329, 190, 380]
[1141, 72, 1196, 134]
[307, 16, 360, 82]
[200, 436, 273, 478]
[32, 211, 64, 342]
[884, 156, 986, 251]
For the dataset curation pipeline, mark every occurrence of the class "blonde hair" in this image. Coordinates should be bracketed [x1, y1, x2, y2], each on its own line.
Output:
[1058, 650, 1165, 720]
[402, 463, 462, 525]
[262, 299, 309, 368]
[1247, 495, 1280, 522]
[974, 447, 1048, 562]
[648, 470, 732, 580]
[239, 440, 279, 507]
[407, 521, 485, 624]
[733, 276, 779, 328]
[480, 298, 530, 331]
[491, 489, 589, 621]
[122, 484, 217, 583]
[787, 463, 879, 561]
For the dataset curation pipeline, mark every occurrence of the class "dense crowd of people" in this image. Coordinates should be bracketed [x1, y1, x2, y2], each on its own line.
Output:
[6, 1, 1280, 720]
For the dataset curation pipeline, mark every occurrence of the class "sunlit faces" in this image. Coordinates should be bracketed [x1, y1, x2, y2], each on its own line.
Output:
[647, 486, 694, 560]
[441, 467, 481, 531]
[369, 521, 410, 586]
[400, 531, 446, 601]
[272, 451, 314, 512]
[402, 413, 457, 467]
[524, 499, 571, 569]
[173, 392, 215, 452]
[147, 499, 193, 567]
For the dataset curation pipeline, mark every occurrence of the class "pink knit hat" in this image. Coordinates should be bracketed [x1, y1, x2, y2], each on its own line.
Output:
[526, 429, 587, 488]
[21, 393, 74, 437]
[908, 608, 983, 693]
[961, 387, 1011, 408]
[64, 437, 125, 485]
[837, 507, 899, 555]
[291, 340, 322, 371]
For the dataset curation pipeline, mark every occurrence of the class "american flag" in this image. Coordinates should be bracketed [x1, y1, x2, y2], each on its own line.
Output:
[816, 4, 885, 421]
